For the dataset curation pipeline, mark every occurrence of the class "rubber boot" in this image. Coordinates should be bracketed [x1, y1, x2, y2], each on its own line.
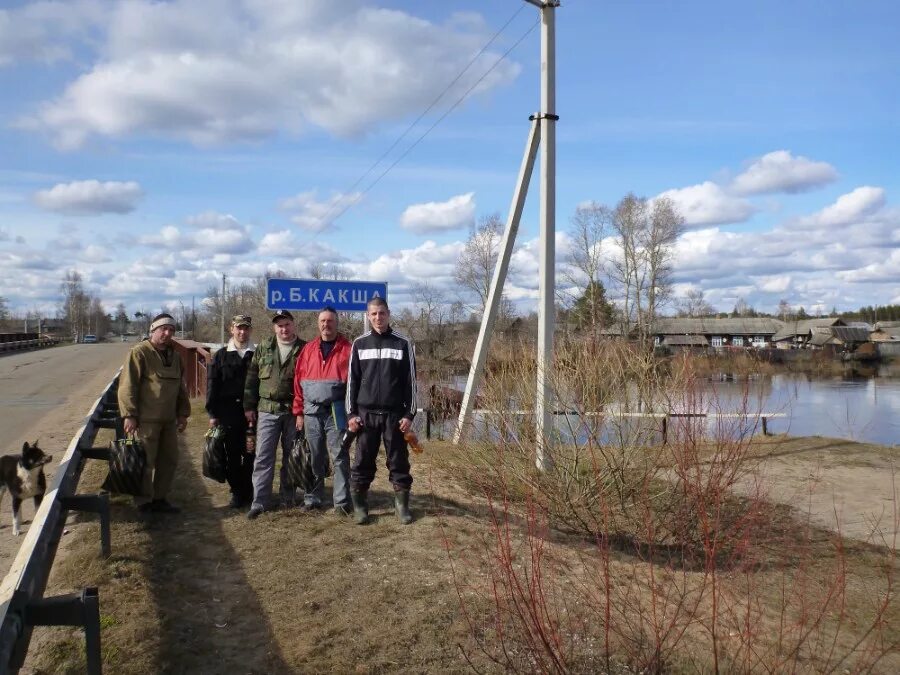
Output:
[394, 490, 412, 525]
[351, 490, 369, 525]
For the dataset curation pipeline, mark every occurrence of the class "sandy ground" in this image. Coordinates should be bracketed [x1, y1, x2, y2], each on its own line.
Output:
[0, 342, 132, 575]
[742, 436, 899, 548]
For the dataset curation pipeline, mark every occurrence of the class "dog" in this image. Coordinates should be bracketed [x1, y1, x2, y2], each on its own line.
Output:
[0, 441, 53, 536]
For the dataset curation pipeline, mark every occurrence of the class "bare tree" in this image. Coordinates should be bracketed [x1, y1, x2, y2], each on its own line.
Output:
[566, 201, 614, 334]
[59, 270, 90, 341]
[454, 213, 507, 317]
[777, 298, 793, 322]
[609, 194, 683, 342]
[676, 289, 716, 318]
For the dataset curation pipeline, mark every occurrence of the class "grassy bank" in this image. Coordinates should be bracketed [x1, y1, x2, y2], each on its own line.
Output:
[24, 406, 899, 673]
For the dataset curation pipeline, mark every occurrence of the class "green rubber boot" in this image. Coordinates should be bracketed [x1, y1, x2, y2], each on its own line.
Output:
[394, 490, 412, 525]
[351, 490, 369, 525]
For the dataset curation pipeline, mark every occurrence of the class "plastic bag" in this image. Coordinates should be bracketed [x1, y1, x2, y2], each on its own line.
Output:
[101, 435, 148, 496]
[287, 431, 315, 493]
[202, 426, 227, 483]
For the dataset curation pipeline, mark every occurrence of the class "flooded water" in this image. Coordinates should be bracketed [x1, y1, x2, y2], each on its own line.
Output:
[706, 373, 900, 446]
[438, 369, 900, 447]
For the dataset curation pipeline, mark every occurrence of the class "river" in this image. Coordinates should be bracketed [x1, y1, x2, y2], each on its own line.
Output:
[443, 367, 900, 447]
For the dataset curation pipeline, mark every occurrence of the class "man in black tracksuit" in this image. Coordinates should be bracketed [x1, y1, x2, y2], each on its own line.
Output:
[346, 297, 417, 525]
[205, 314, 256, 508]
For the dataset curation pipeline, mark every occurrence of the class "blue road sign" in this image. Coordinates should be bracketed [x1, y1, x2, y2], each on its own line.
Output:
[266, 278, 388, 312]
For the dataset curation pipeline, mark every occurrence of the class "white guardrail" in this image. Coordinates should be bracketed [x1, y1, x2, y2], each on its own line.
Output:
[0, 370, 121, 674]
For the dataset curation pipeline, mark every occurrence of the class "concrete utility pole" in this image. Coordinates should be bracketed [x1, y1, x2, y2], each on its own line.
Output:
[535, 0, 557, 471]
[454, 0, 559, 472]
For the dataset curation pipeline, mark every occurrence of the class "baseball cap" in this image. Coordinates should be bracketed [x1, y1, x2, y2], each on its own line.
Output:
[271, 309, 294, 322]
[232, 314, 252, 327]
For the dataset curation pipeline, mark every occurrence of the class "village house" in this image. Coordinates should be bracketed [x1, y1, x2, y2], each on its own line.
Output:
[651, 317, 785, 352]
[771, 317, 846, 349]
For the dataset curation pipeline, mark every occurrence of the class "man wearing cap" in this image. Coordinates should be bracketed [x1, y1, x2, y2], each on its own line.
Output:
[118, 312, 191, 513]
[292, 306, 353, 515]
[244, 310, 306, 519]
[206, 314, 256, 508]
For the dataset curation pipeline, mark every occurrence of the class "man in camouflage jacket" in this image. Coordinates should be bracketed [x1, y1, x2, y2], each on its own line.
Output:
[243, 310, 305, 518]
[118, 313, 190, 513]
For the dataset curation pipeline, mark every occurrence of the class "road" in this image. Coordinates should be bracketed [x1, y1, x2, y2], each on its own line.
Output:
[0, 342, 132, 573]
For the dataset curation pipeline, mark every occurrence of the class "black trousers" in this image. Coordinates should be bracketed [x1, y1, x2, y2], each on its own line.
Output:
[220, 411, 254, 502]
[350, 409, 412, 492]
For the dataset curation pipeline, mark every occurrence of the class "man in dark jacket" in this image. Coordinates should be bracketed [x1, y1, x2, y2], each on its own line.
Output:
[346, 297, 417, 525]
[206, 314, 256, 508]
[244, 310, 305, 519]
[293, 307, 352, 514]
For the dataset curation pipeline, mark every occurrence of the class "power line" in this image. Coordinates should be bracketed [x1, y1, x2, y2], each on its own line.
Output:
[318, 16, 539, 232]
[311, 5, 532, 231]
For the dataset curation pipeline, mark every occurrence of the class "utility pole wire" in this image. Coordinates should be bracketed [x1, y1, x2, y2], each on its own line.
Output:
[317, 17, 539, 233]
[311, 5, 527, 231]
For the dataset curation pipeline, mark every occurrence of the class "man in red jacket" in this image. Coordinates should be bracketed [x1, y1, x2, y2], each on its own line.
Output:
[293, 307, 353, 514]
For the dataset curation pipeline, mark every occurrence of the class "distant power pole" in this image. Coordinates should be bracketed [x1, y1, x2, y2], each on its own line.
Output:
[220, 274, 227, 345]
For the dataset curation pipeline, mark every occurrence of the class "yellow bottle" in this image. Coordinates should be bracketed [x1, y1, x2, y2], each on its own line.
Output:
[404, 431, 424, 454]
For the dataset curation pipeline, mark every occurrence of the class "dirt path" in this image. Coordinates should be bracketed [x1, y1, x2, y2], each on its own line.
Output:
[0, 342, 131, 574]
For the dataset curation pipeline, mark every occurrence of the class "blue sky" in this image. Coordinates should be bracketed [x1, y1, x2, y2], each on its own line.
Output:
[1, 0, 898, 319]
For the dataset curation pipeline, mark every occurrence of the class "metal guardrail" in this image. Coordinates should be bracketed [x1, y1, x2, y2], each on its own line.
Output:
[0, 371, 121, 674]
[0, 339, 57, 353]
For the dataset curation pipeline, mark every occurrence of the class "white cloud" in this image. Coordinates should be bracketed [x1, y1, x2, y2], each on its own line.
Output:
[753, 274, 792, 294]
[33, 180, 143, 215]
[258, 230, 297, 257]
[0, 0, 103, 67]
[280, 191, 362, 233]
[793, 186, 886, 229]
[731, 150, 838, 195]
[138, 212, 253, 254]
[23, 1, 520, 149]
[655, 181, 755, 227]
[400, 192, 476, 234]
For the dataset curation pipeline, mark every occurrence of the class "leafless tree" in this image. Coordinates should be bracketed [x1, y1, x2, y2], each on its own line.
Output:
[59, 270, 91, 340]
[609, 194, 683, 343]
[565, 201, 614, 334]
[454, 213, 508, 317]
[777, 298, 794, 322]
[676, 289, 716, 317]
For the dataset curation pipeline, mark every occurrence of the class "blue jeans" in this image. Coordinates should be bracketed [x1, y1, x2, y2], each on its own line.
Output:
[251, 411, 297, 510]
[303, 411, 351, 509]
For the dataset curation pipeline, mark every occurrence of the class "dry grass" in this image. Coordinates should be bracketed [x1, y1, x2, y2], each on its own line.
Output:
[20, 393, 900, 674]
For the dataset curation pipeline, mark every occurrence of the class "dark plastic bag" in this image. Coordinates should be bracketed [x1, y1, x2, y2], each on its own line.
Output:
[287, 431, 315, 493]
[101, 436, 147, 496]
[202, 426, 227, 483]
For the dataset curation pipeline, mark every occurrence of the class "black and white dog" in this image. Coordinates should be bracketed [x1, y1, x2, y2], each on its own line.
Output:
[0, 441, 53, 536]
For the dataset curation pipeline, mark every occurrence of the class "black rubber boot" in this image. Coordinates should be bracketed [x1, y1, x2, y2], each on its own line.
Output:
[351, 490, 369, 525]
[394, 490, 412, 525]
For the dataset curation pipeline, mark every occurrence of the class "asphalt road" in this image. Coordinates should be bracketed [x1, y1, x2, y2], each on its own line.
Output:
[0, 342, 131, 449]
[0, 341, 132, 571]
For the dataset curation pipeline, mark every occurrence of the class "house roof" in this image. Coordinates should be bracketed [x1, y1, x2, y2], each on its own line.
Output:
[772, 318, 845, 341]
[653, 317, 784, 336]
[830, 326, 870, 344]
[874, 321, 900, 330]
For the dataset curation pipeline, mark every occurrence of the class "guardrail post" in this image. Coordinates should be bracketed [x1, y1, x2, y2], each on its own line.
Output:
[21, 587, 102, 675]
[60, 495, 111, 558]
